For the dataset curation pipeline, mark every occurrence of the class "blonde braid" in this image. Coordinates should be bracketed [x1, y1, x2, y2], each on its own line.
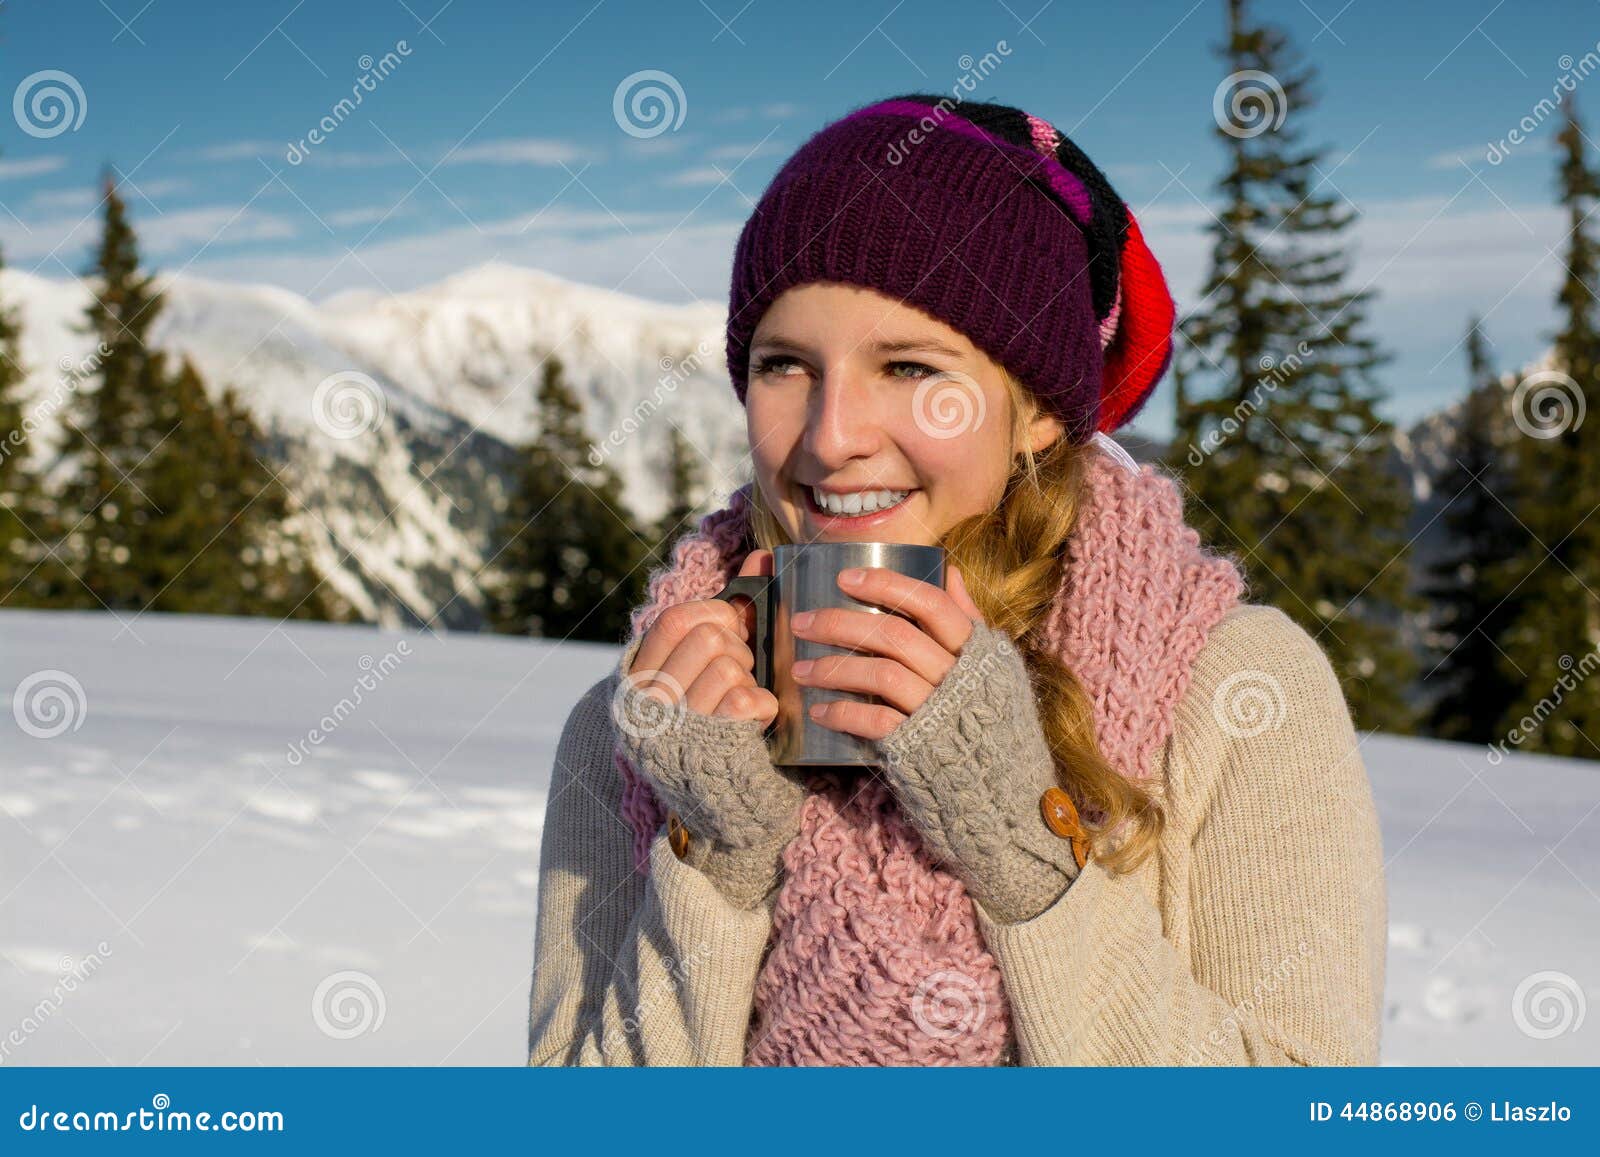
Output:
[747, 370, 1163, 875]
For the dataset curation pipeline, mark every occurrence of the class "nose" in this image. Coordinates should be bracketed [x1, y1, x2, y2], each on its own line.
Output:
[803, 366, 881, 470]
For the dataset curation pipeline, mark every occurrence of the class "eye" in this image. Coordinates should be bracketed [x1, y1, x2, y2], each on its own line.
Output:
[887, 360, 937, 380]
[750, 354, 808, 378]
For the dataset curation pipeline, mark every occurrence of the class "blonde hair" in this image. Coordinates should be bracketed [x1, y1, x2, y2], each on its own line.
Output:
[746, 369, 1164, 875]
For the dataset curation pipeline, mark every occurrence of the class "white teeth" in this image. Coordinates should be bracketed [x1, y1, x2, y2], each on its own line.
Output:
[810, 487, 911, 516]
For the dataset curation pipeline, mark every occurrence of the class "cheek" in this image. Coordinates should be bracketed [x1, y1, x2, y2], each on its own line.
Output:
[904, 419, 1012, 502]
[746, 395, 802, 479]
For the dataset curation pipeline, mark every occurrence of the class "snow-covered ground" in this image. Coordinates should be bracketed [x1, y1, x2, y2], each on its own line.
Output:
[1, 609, 1595, 1065]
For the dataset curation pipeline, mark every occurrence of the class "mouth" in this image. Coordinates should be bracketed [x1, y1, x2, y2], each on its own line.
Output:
[799, 484, 919, 533]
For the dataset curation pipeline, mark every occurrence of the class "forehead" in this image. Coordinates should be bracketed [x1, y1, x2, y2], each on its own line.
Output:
[752, 283, 976, 356]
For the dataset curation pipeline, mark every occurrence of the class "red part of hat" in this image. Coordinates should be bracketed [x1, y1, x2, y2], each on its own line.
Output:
[1098, 209, 1175, 434]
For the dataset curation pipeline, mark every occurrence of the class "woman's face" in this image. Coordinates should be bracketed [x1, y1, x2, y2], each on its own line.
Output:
[746, 282, 1063, 546]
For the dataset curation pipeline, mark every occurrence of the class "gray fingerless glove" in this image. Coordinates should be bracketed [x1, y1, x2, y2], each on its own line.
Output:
[611, 641, 806, 912]
[874, 620, 1082, 924]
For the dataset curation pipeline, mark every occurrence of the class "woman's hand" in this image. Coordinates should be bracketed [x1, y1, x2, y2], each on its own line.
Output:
[790, 563, 1082, 924]
[627, 548, 779, 724]
[614, 548, 804, 912]
[788, 563, 984, 740]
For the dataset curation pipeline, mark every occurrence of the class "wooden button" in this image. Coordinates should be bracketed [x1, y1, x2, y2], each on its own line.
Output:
[1040, 787, 1083, 838]
[1041, 788, 1090, 871]
[666, 810, 691, 859]
[1069, 833, 1089, 871]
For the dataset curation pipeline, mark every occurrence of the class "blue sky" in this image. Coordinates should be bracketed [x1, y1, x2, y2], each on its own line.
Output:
[1, 0, 1595, 439]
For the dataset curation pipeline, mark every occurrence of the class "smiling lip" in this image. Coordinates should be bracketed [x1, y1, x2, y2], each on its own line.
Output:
[799, 484, 918, 534]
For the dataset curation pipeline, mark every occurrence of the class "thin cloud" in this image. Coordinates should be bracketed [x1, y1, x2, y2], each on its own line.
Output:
[0, 156, 69, 180]
[195, 140, 283, 161]
[708, 139, 785, 160]
[713, 102, 803, 123]
[325, 203, 419, 228]
[661, 166, 733, 187]
[442, 138, 596, 166]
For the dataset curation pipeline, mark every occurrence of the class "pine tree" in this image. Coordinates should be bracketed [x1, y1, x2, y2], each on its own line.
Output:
[1420, 319, 1527, 741]
[138, 357, 349, 619]
[650, 420, 704, 566]
[39, 171, 172, 609]
[0, 234, 48, 603]
[39, 172, 351, 622]
[1166, 0, 1417, 732]
[490, 355, 650, 642]
[1493, 93, 1600, 757]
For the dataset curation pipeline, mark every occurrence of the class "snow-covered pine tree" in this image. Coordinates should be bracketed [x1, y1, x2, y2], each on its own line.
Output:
[1167, 0, 1416, 732]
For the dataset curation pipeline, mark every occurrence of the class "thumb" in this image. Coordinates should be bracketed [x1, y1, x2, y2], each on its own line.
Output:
[946, 564, 985, 624]
[736, 547, 774, 579]
[727, 548, 774, 640]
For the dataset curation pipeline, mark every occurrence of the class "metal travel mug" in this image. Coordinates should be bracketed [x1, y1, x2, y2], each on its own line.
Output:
[712, 541, 946, 766]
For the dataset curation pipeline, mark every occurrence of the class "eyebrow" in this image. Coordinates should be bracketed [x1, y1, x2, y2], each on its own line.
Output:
[749, 333, 967, 358]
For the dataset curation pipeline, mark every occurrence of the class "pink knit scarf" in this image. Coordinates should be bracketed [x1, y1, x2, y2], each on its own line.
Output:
[614, 442, 1245, 1065]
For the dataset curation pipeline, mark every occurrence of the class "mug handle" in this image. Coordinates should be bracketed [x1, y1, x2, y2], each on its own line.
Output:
[711, 575, 774, 692]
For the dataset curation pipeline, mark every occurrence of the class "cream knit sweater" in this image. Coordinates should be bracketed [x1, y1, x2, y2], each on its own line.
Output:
[525, 601, 1388, 1066]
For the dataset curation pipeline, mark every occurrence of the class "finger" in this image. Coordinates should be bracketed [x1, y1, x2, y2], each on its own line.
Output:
[836, 566, 976, 654]
[713, 683, 780, 726]
[737, 548, 774, 578]
[681, 652, 760, 716]
[790, 653, 933, 717]
[724, 547, 774, 640]
[945, 565, 985, 624]
[638, 620, 754, 703]
[806, 696, 905, 742]
[792, 606, 954, 687]
[629, 598, 746, 678]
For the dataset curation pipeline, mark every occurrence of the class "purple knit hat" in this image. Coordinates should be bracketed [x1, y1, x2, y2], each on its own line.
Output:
[725, 95, 1176, 443]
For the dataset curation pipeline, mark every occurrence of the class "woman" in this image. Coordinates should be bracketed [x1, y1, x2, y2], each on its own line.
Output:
[525, 94, 1387, 1066]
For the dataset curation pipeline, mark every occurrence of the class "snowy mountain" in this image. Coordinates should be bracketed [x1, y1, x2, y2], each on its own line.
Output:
[0, 263, 748, 630]
[1, 608, 1594, 1064]
[0, 258, 1540, 636]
